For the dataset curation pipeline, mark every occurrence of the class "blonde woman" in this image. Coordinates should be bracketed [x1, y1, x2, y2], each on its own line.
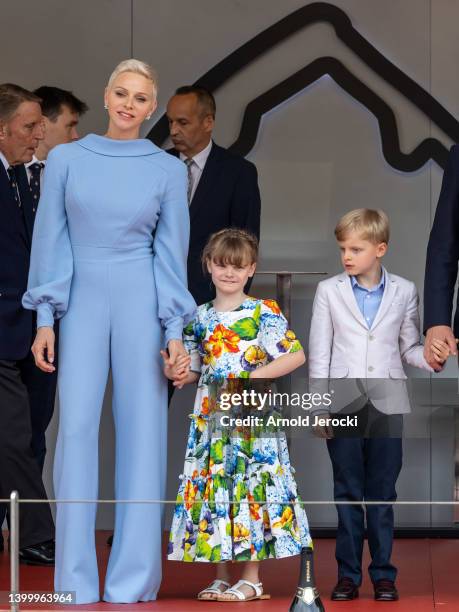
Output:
[23, 59, 196, 604]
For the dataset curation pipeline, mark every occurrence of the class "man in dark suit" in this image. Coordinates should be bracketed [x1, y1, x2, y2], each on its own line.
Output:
[166, 85, 261, 305]
[0, 83, 54, 564]
[424, 146, 459, 368]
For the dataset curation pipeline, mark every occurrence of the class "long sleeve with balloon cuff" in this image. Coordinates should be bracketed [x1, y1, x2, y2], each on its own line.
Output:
[154, 162, 196, 344]
[22, 145, 73, 328]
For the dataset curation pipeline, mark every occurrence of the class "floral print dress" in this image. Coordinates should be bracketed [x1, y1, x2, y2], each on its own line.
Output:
[167, 297, 312, 562]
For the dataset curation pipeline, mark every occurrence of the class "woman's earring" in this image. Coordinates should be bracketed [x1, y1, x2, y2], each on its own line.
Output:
[104, 104, 108, 110]
[146, 114, 151, 120]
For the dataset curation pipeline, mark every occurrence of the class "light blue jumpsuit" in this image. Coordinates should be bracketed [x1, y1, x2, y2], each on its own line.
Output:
[23, 134, 196, 604]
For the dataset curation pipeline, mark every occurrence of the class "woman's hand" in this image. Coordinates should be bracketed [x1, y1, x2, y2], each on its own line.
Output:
[31, 326, 56, 373]
[167, 339, 187, 366]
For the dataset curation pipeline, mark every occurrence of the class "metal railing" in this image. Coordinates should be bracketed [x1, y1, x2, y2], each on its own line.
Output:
[5, 495, 459, 611]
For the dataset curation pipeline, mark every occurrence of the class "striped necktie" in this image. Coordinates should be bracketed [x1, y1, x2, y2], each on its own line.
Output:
[185, 158, 195, 205]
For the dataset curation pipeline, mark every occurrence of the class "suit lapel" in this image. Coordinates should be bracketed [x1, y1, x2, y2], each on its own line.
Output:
[15, 165, 34, 244]
[336, 274, 368, 329]
[0, 164, 21, 219]
[189, 142, 221, 222]
[371, 274, 398, 330]
[0, 164, 29, 247]
[0, 164, 12, 199]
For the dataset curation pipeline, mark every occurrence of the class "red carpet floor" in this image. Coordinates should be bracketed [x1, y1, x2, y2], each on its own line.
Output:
[1, 532, 458, 611]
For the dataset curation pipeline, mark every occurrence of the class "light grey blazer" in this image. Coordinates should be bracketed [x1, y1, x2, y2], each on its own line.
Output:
[308, 271, 434, 414]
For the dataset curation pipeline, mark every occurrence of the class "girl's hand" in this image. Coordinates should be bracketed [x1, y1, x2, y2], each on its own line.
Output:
[31, 326, 56, 373]
[160, 351, 191, 380]
[431, 338, 456, 364]
[172, 354, 192, 389]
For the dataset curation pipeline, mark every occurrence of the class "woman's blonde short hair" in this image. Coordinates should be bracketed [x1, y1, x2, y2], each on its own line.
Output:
[202, 228, 258, 272]
[107, 59, 157, 98]
[335, 208, 390, 244]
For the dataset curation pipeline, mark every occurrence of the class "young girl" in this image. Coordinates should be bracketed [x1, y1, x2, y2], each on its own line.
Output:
[163, 228, 313, 602]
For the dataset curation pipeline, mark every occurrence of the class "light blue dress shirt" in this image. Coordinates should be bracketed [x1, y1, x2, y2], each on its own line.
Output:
[351, 267, 385, 328]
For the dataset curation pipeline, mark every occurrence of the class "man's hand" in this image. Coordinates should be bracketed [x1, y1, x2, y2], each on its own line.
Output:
[424, 325, 458, 370]
[31, 326, 56, 373]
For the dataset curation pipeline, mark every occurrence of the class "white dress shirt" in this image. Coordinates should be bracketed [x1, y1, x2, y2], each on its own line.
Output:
[179, 139, 212, 202]
[0, 150, 10, 173]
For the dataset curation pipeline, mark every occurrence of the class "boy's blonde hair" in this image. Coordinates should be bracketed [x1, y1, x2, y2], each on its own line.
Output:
[202, 228, 258, 272]
[334, 208, 390, 244]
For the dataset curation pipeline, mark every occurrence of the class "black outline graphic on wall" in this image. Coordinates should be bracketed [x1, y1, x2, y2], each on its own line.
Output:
[148, 1, 459, 171]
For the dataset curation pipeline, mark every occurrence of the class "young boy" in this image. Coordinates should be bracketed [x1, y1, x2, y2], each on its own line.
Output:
[308, 209, 449, 602]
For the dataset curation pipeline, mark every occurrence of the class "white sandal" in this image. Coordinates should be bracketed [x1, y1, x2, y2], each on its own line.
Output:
[197, 579, 231, 601]
[217, 579, 271, 601]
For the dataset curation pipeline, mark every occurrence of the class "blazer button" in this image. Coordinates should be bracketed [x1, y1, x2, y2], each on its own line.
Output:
[368, 366, 374, 372]
[369, 334, 375, 341]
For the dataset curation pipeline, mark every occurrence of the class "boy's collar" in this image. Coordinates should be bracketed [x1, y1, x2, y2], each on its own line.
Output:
[350, 266, 386, 291]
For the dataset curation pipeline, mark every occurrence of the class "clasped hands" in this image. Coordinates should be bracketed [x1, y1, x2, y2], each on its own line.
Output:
[160, 339, 192, 389]
[424, 325, 459, 370]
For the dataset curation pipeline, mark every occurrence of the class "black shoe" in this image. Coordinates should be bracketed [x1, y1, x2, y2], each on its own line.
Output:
[19, 539, 55, 566]
[373, 579, 399, 601]
[107, 534, 113, 546]
[331, 577, 359, 601]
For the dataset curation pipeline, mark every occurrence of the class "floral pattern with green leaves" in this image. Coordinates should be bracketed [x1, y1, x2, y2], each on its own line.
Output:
[167, 298, 312, 562]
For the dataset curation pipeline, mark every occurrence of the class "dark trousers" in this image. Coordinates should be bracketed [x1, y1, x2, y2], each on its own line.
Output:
[326, 404, 403, 586]
[0, 347, 57, 524]
[0, 359, 54, 548]
[21, 349, 57, 472]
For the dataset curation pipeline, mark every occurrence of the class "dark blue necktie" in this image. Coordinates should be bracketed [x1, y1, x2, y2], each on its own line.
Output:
[28, 162, 44, 213]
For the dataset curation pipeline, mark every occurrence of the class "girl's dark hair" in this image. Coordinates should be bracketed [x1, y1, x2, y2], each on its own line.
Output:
[201, 228, 258, 273]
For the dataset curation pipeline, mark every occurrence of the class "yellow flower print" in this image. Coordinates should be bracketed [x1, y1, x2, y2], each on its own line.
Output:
[184, 480, 198, 511]
[273, 506, 294, 530]
[190, 414, 207, 432]
[233, 523, 250, 542]
[241, 345, 266, 371]
[277, 329, 301, 354]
